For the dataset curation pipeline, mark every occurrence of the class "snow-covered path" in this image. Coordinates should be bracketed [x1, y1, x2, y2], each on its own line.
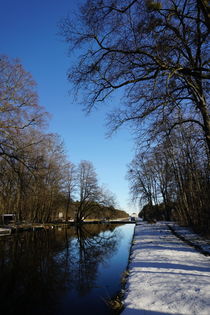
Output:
[122, 222, 210, 315]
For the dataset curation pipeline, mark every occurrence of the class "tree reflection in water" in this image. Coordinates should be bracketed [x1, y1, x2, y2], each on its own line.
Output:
[0, 224, 126, 314]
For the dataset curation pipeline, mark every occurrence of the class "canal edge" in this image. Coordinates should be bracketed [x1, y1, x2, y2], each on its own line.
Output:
[107, 222, 137, 314]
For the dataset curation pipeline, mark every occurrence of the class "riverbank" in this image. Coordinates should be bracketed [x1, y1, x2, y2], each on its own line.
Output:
[0, 218, 134, 236]
[121, 222, 210, 314]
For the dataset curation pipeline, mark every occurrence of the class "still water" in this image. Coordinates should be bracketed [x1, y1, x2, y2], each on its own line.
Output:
[0, 223, 135, 315]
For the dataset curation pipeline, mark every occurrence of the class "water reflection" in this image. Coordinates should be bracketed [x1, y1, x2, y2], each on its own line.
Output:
[0, 224, 133, 315]
[74, 225, 120, 295]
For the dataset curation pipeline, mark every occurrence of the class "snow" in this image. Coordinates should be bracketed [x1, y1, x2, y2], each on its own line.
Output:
[168, 223, 210, 255]
[122, 222, 210, 315]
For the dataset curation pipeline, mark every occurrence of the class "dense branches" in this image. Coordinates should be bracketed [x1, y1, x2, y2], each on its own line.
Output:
[0, 55, 47, 164]
[74, 160, 119, 222]
[0, 56, 120, 223]
[61, 0, 210, 153]
[60, 0, 210, 233]
[128, 123, 210, 233]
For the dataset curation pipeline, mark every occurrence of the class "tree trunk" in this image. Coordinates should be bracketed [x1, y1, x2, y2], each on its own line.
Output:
[198, 99, 210, 166]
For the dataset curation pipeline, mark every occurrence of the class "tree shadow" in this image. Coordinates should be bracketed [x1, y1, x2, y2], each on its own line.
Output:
[122, 307, 183, 314]
[130, 261, 210, 274]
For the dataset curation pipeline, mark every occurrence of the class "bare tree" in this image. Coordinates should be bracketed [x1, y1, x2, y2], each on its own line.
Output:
[0, 55, 47, 164]
[98, 185, 118, 208]
[197, 0, 210, 31]
[75, 160, 100, 222]
[61, 0, 210, 156]
[0, 56, 122, 224]
[63, 162, 77, 221]
[127, 152, 159, 207]
[127, 121, 210, 232]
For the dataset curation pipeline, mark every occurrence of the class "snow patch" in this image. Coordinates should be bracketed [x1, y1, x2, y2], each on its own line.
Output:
[122, 222, 210, 315]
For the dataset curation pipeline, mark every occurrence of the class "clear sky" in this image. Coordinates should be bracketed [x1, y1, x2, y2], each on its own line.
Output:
[0, 0, 138, 214]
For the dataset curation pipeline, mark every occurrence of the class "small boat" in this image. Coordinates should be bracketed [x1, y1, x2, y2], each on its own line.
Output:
[0, 228, 11, 236]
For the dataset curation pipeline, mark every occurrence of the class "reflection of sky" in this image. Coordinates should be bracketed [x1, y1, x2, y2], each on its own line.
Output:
[0, 0, 136, 214]
[97, 224, 135, 297]
[59, 224, 135, 314]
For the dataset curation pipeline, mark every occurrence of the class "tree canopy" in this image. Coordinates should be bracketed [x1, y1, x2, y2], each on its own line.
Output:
[0, 56, 122, 223]
[61, 0, 210, 153]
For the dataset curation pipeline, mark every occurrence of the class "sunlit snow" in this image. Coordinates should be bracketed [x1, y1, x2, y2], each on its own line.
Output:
[122, 222, 210, 315]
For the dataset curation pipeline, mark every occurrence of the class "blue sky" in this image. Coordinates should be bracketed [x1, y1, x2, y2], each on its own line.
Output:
[0, 0, 138, 214]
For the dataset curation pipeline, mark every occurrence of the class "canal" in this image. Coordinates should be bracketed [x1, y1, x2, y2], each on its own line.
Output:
[0, 223, 135, 314]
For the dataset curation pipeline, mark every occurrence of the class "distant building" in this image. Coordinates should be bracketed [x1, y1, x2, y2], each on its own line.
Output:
[58, 212, 64, 219]
[1, 214, 16, 225]
[130, 213, 138, 222]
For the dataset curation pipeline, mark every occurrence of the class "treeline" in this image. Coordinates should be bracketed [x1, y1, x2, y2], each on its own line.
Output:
[60, 202, 128, 222]
[0, 55, 126, 223]
[128, 123, 210, 234]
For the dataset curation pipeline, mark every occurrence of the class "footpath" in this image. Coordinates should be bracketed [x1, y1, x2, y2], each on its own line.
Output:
[121, 222, 210, 315]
